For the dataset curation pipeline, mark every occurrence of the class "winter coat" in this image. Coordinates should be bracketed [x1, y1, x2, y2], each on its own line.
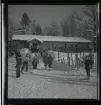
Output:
[84, 59, 92, 70]
[15, 49, 21, 61]
[43, 52, 48, 63]
[32, 56, 39, 65]
[47, 56, 53, 64]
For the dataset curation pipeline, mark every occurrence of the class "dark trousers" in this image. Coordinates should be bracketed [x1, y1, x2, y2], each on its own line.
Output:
[44, 62, 47, 67]
[86, 68, 90, 78]
[21, 61, 28, 72]
[16, 65, 20, 78]
[48, 62, 52, 68]
[33, 63, 37, 69]
[43, 60, 47, 67]
[16, 57, 22, 78]
[90, 64, 93, 69]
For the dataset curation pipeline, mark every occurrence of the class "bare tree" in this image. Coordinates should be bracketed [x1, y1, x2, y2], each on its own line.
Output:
[68, 14, 77, 37]
[44, 21, 60, 36]
[73, 5, 98, 40]
[8, 16, 15, 40]
[35, 24, 42, 35]
[20, 12, 31, 34]
[60, 18, 70, 37]
[73, 5, 98, 52]
[44, 25, 52, 36]
[29, 20, 36, 35]
[60, 14, 77, 37]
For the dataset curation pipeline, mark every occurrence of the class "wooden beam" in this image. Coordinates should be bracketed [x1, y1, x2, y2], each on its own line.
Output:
[66, 43, 70, 66]
[58, 45, 59, 61]
[75, 43, 79, 68]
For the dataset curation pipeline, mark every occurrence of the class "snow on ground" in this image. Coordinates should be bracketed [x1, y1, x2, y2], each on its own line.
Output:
[8, 57, 98, 99]
[8, 74, 97, 99]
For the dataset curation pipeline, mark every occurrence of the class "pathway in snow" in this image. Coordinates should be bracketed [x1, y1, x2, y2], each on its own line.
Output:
[8, 57, 98, 99]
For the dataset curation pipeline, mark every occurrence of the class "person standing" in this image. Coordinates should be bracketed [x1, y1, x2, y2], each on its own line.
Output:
[15, 48, 22, 78]
[32, 53, 39, 70]
[15, 48, 21, 64]
[89, 53, 94, 69]
[47, 54, 53, 71]
[21, 60, 28, 73]
[20, 49, 29, 74]
[84, 56, 92, 80]
[43, 50, 48, 69]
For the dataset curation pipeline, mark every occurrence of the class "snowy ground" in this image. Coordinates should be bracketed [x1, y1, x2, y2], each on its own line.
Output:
[8, 57, 98, 99]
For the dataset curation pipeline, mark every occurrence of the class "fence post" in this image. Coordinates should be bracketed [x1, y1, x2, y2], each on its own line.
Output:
[75, 44, 78, 69]
[62, 44, 65, 64]
[67, 44, 70, 66]
[57, 45, 59, 61]
[79, 52, 82, 68]
[71, 53, 74, 67]
[78, 53, 80, 68]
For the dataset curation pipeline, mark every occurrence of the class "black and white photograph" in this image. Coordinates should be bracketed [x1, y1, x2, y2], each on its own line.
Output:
[7, 4, 99, 99]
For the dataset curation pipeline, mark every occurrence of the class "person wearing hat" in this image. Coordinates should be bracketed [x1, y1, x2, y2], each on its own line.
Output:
[88, 53, 94, 69]
[84, 55, 92, 80]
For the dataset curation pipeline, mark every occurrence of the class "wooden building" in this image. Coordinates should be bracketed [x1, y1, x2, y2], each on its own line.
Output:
[11, 35, 92, 53]
[9, 35, 94, 68]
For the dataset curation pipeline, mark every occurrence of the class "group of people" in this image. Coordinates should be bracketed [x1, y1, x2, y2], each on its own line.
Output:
[15, 46, 54, 77]
[31, 43, 39, 53]
[31, 49, 53, 71]
[42, 50, 53, 71]
[15, 45, 94, 80]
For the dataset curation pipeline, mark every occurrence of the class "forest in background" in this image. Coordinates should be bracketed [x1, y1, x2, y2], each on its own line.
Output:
[8, 5, 98, 51]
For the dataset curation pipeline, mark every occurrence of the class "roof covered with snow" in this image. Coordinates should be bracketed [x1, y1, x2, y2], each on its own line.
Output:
[12, 35, 91, 43]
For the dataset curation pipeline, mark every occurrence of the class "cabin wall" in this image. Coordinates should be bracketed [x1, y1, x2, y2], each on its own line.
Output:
[12, 40, 26, 49]
[12, 40, 91, 53]
[10, 40, 97, 69]
[40, 41, 91, 53]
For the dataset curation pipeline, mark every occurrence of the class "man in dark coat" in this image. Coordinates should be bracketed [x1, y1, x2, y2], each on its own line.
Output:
[15, 48, 22, 67]
[15, 48, 22, 78]
[84, 56, 92, 80]
[15, 48, 21, 63]
[89, 53, 94, 69]
[47, 54, 53, 71]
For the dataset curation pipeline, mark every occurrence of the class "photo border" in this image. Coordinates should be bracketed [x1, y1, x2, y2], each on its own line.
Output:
[1, 0, 100, 105]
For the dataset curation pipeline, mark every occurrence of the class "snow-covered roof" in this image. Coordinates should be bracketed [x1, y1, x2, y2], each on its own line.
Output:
[12, 35, 91, 43]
